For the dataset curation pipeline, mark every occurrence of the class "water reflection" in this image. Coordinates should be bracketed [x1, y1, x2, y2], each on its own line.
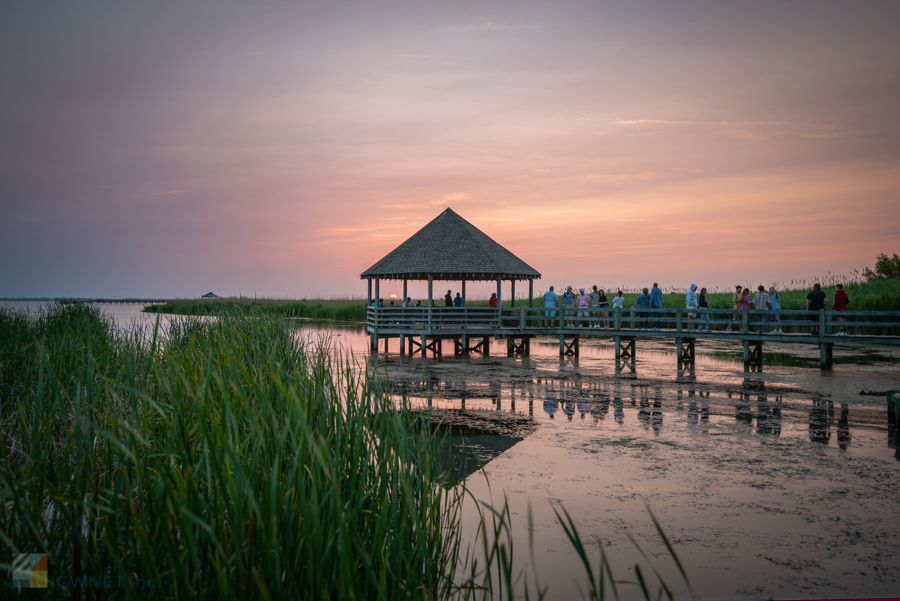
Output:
[377, 358, 889, 453]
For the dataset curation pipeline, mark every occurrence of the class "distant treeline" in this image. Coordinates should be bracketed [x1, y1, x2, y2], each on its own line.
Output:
[145, 298, 368, 321]
[144, 278, 900, 322]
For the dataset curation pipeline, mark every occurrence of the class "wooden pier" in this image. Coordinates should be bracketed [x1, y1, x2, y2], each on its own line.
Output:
[367, 306, 900, 369]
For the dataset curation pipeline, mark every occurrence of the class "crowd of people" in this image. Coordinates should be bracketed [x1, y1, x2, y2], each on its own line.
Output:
[538, 282, 851, 335]
[371, 283, 852, 335]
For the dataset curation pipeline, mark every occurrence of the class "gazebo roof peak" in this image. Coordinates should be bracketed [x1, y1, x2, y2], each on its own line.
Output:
[360, 207, 541, 281]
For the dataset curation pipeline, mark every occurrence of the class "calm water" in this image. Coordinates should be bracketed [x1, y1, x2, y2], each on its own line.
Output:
[7, 301, 900, 600]
[340, 326, 900, 600]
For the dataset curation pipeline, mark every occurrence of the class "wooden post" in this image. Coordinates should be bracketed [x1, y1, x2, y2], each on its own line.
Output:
[615, 308, 621, 331]
[677, 338, 684, 367]
[367, 277, 372, 305]
[819, 309, 826, 340]
[820, 342, 833, 370]
[888, 391, 897, 445]
[427, 275, 433, 335]
[528, 278, 533, 307]
[743, 340, 749, 366]
[403, 279, 407, 303]
[742, 309, 748, 334]
[520, 306, 526, 330]
[373, 277, 380, 352]
[511, 280, 516, 308]
[400, 334, 405, 354]
[462, 280, 466, 305]
[559, 334, 565, 356]
[676, 308, 682, 334]
[496, 278, 502, 309]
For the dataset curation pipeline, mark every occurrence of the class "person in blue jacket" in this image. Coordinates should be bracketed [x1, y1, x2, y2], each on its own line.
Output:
[636, 287, 651, 330]
[650, 283, 663, 330]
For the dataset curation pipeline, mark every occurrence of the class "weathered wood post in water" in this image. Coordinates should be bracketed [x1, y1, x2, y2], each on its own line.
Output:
[889, 391, 899, 458]
[819, 309, 833, 369]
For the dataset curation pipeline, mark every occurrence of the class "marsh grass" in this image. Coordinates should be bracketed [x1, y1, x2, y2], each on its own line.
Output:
[0, 303, 461, 598]
[1, 303, 692, 599]
[145, 298, 370, 322]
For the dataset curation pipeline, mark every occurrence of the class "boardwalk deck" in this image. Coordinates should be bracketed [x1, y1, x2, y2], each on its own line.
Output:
[366, 306, 900, 368]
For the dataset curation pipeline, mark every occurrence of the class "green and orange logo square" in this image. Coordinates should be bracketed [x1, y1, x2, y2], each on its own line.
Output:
[12, 554, 47, 588]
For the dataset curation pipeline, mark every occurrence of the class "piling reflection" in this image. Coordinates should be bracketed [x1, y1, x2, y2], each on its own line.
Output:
[376, 357, 892, 454]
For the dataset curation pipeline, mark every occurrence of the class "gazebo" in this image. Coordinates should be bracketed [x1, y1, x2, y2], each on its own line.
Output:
[360, 207, 541, 307]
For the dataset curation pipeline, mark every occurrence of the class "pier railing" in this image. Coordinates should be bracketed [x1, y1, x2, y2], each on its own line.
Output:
[367, 306, 900, 339]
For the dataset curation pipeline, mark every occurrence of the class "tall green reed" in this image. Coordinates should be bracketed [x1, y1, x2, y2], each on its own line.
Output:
[1, 304, 460, 599]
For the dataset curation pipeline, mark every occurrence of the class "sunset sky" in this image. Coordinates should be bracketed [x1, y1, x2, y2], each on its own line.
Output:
[2, 1, 898, 299]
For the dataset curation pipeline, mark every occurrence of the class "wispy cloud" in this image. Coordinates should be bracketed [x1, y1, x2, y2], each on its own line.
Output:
[451, 22, 536, 33]
[613, 119, 838, 129]
[583, 172, 659, 181]
[131, 189, 187, 198]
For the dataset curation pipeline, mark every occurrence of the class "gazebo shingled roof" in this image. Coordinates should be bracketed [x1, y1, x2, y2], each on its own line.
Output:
[360, 208, 541, 282]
